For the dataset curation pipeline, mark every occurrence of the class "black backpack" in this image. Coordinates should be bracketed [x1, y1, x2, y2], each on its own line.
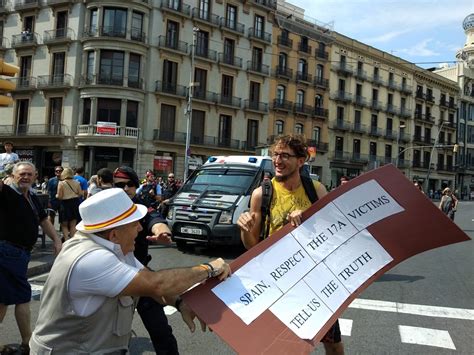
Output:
[260, 175, 318, 240]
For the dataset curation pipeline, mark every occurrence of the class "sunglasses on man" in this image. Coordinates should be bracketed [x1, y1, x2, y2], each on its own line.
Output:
[114, 181, 136, 189]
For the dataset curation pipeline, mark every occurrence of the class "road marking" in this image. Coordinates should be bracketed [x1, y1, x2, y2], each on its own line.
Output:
[399, 325, 456, 349]
[349, 298, 474, 320]
[338, 318, 352, 336]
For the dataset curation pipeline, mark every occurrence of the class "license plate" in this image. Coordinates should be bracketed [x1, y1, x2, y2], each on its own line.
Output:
[181, 227, 202, 235]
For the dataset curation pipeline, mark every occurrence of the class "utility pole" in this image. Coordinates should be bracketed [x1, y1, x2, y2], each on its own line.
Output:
[183, 27, 199, 181]
[396, 123, 406, 168]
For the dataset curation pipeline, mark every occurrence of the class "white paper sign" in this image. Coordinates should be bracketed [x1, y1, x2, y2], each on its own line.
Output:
[211, 259, 283, 325]
[304, 263, 350, 312]
[258, 235, 316, 293]
[324, 230, 393, 292]
[292, 203, 358, 264]
[269, 282, 333, 340]
[332, 179, 404, 231]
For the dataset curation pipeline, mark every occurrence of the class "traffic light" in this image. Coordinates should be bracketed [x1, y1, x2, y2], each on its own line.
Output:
[0, 59, 20, 107]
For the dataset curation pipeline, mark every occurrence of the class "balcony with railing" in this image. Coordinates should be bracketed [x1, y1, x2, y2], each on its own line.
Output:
[332, 150, 350, 161]
[443, 120, 456, 130]
[331, 90, 352, 103]
[0, 124, 67, 137]
[369, 126, 383, 137]
[413, 135, 424, 145]
[448, 100, 457, 110]
[397, 159, 411, 168]
[219, 18, 245, 35]
[15, 0, 39, 12]
[415, 90, 425, 100]
[353, 95, 368, 107]
[386, 104, 399, 115]
[350, 152, 369, 164]
[218, 53, 243, 68]
[47, 0, 75, 6]
[157, 35, 188, 55]
[248, 28, 271, 44]
[313, 77, 328, 89]
[307, 139, 329, 153]
[0, 37, 9, 53]
[351, 122, 367, 134]
[195, 46, 217, 62]
[44, 28, 73, 45]
[297, 42, 312, 55]
[387, 80, 399, 91]
[401, 83, 412, 95]
[277, 35, 292, 48]
[155, 81, 187, 97]
[250, 0, 277, 10]
[424, 137, 435, 145]
[37, 74, 73, 90]
[354, 69, 368, 81]
[315, 49, 329, 60]
[398, 132, 410, 143]
[274, 66, 293, 80]
[191, 8, 220, 27]
[10, 77, 37, 92]
[399, 107, 412, 118]
[159, 0, 191, 17]
[332, 62, 353, 76]
[216, 94, 241, 108]
[332, 119, 351, 131]
[384, 129, 396, 140]
[246, 60, 269, 76]
[296, 71, 312, 84]
[425, 92, 435, 103]
[82, 26, 146, 43]
[12, 32, 39, 49]
[272, 99, 293, 111]
[312, 107, 328, 119]
[153, 129, 250, 151]
[77, 125, 139, 143]
[193, 89, 217, 104]
[439, 97, 448, 108]
[294, 103, 312, 116]
[244, 100, 268, 113]
[372, 74, 385, 86]
[370, 100, 384, 111]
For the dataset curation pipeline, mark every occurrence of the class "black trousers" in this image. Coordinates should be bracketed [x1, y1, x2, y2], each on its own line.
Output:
[137, 296, 179, 355]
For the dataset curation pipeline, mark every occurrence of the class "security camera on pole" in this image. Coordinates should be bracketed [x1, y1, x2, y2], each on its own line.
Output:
[183, 27, 199, 182]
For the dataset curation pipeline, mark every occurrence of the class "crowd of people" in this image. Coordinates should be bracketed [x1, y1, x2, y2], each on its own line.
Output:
[0, 136, 464, 354]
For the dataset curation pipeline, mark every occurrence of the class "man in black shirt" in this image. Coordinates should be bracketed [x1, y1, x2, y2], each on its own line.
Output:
[0, 162, 61, 355]
[113, 166, 179, 355]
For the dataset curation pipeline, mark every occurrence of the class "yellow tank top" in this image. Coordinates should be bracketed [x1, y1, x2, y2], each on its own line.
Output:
[268, 178, 320, 236]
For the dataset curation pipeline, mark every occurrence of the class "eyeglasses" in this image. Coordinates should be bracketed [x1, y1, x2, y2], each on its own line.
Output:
[114, 181, 135, 189]
[271, 152, 298, 161]
[55, 170, 63, 173]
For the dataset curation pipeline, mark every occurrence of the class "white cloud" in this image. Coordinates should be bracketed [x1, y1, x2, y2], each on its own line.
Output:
[362, 29, 411, 43]
[398, 38, 440, 57]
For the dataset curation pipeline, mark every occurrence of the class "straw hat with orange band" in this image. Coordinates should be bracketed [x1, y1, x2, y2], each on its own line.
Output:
[76, 188, 147, 234]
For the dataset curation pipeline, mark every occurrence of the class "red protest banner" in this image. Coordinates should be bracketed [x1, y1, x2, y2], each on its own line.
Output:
[182, 164, 470, 354]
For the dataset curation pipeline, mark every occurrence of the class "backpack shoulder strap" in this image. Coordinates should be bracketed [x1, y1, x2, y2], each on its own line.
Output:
[301, 175, 318, 203]
[259, 179, 273, 240]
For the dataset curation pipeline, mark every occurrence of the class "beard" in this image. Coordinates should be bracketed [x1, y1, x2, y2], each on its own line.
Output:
[275, 174, 288, 182]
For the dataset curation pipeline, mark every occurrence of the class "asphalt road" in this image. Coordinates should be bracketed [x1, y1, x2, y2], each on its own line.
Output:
[2, 202, 473, 354]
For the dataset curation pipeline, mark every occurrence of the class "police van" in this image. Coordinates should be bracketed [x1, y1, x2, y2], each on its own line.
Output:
[167, 156, 273, 248]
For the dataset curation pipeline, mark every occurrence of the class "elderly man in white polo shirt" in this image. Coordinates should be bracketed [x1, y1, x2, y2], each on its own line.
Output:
[30, 188, 231, 354]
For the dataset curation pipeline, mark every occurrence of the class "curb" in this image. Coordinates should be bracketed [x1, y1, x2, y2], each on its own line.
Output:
[27, 260, 54, 278]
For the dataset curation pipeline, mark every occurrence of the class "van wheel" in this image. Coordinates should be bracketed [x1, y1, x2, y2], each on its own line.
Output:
[176, 240, 187, 250]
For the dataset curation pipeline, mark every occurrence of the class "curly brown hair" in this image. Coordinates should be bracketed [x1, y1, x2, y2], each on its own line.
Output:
[270, 134, 308, 160]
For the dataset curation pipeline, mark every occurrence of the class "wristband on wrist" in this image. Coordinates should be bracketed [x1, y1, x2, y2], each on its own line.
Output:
[175, 297, 183, 312]
[202, 262, 220, 278]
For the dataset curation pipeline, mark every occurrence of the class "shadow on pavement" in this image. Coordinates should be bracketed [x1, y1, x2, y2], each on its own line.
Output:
[375, 273, 425, 283]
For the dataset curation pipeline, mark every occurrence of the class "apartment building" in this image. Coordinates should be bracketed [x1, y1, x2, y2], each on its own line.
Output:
[435, 13, 474, 199]
[0, 0, 274, 178]
[328, 33, 459, 190]
[268, 0, 333, 183]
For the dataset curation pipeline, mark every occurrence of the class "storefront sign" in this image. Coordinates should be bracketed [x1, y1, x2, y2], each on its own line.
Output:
[182, 165, 470, 354]
[96, 121, 117, 135]
[154, 156, 173, 174]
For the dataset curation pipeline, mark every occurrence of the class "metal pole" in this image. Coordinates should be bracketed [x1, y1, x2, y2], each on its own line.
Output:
[396, 124, 406, 168]
[183, 27, 198, 182]
[135, 128, 140, 172]
[425, 120, 445, 193]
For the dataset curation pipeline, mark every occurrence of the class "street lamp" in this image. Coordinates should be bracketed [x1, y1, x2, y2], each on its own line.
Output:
[396, 123, 406, 168]
[183, 27, 199, 182]
[425, 120, 447, 192]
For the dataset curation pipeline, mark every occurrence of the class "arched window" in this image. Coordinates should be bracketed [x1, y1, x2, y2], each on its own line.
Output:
[278, 53, 287, 69]
[296, 89, 305, 105]
[277, 85, 286, 103]
[315, 94, 323, 108]
[313, 126, 321, 142]
[295, 123, 304, 134]
[275, 120, 284, 135]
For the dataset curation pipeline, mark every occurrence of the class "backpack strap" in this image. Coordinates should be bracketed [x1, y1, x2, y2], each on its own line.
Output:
[259, 179, 273, 240]
[301, 175, 318, 203]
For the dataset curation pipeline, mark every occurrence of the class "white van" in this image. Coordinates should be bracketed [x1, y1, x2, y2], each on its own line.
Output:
[167, 155, 273, 248]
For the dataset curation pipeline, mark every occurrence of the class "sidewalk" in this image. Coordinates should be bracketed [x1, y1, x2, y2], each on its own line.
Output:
[28, 236, 56, 278]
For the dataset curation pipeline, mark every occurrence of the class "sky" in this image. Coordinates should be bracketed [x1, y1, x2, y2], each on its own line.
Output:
[287, 0, 473, 69]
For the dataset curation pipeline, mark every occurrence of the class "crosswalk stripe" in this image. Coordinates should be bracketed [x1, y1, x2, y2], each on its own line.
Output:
[349, 298, 474, 320]
[399, 325, 456, 349]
